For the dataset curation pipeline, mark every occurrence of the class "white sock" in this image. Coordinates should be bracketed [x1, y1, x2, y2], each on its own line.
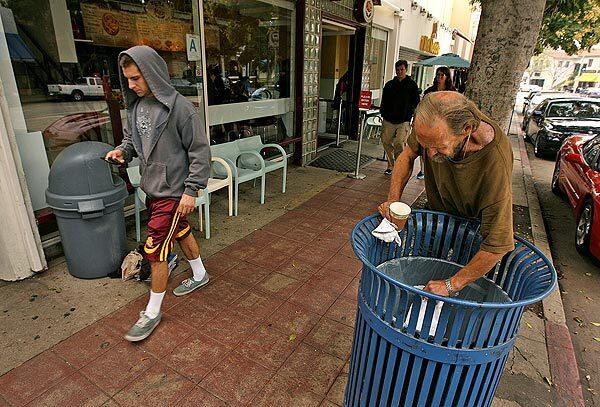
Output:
[144, 290, 165, 319]
[189, 256, 206, 281]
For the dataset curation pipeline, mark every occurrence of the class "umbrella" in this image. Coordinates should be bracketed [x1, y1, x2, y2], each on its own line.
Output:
[415, 53, 470, 68]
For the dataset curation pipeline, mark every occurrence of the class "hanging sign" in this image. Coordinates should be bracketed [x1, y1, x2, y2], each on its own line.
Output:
[419, 22, 440, 54]
[186, 34, 201, 61]
[358, 90, 372, 110]
[268, 29, 280, 48]
[354, 0, 374, 24]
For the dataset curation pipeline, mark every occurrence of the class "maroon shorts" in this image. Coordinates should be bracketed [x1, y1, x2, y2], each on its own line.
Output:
[144, 198, 191, 262]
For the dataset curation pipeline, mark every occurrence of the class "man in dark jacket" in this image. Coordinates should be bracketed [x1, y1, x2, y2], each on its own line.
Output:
[105, 45, 211, 342]
[380, 60, 420, 175]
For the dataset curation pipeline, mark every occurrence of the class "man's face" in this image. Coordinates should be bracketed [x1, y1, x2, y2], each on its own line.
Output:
[396, 64, 407, 80]
[414, 117, 468, 163]
[122, 64, 150, 97]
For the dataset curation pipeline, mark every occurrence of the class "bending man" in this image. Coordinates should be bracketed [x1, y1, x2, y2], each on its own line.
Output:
[379, 91, 514, 296]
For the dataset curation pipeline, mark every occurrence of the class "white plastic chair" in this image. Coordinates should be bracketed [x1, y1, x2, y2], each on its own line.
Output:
[237, 136, 288, 194]
[206, 156, 234, 217]
[126, 166, 210, 241]
[365, 115, 383, 142]
[211, 141, 266, 216]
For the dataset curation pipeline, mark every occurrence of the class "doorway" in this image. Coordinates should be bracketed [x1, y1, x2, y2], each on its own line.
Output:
[317, 19, 357, 152]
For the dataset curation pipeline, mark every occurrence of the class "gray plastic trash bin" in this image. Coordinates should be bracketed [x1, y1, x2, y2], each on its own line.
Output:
[46, 141, 128, 279]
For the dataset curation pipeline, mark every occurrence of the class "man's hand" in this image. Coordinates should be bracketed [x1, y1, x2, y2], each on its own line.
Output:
[105, 149, 125, 164]
[378, 201, 394, 222]
[177, 194, 196, 216]
[423, 279, 451, 297]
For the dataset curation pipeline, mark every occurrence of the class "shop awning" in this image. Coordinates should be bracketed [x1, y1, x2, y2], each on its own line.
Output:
[578, 72, 600, 83]
[5, 33, 35, 62]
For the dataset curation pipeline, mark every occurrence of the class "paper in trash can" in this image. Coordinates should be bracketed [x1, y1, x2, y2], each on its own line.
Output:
[403, 285, 444, 337]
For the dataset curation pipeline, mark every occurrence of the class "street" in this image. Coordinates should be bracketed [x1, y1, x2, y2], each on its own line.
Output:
[524, 127, 600, 406]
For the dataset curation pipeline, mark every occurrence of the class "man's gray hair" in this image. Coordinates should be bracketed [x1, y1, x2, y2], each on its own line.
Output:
[415, 91, 481, 136]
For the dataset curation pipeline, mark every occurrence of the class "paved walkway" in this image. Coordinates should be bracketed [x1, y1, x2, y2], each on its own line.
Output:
[0, 159, 426, 406]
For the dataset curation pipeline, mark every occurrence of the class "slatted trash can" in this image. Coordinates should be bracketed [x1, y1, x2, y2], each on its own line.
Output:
[345, 210, 556, 407]
[46, 141, 128, 279]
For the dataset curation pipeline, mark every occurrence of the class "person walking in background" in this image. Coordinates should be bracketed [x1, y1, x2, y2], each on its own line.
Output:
[105, 45, 211, 342]
[424, 66, 456, 95]
[417, 66, 457, 178]
[379, 60, 420, 175]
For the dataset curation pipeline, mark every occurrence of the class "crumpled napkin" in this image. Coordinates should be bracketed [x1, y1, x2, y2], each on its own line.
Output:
[371, 218, 402, 245]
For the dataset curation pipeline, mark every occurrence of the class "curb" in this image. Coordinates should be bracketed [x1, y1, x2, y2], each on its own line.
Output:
[516, 133, 585, 407]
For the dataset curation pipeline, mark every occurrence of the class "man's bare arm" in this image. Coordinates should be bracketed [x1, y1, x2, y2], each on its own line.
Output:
[424, 249, 507, 296]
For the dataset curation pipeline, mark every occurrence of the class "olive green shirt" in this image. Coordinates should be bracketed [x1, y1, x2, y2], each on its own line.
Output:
[407, 114, 514, 254]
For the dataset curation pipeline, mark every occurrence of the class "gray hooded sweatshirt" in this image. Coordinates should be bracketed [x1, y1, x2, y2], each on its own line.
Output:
[116, 45, 210, 199]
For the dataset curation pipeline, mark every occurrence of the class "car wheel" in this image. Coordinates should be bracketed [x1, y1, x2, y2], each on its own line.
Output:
[576, 200, 593, 255]
[72, 90, 84, 102]
[534, 136, 544, 158]
[551, 159, 562, 195]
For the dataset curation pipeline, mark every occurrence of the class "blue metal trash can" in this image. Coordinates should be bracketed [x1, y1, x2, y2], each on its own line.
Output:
[345, 210, 556, 407]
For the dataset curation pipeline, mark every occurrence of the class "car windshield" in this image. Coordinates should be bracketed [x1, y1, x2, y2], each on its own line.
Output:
[546, 101, 600, 119]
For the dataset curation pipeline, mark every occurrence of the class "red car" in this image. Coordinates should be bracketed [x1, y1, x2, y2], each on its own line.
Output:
[552, 134, 600, 257]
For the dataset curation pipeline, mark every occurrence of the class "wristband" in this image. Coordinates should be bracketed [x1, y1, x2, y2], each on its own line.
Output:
[444, 278, 459, 297]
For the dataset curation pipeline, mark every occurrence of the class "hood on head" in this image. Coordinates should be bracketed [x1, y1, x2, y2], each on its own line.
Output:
[118, 45, 177, 110]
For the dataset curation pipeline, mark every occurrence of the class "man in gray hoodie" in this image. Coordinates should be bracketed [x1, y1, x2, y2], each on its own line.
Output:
[105, 45, 211, 341]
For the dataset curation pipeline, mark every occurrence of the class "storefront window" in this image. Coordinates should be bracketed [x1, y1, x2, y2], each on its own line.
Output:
[369, 27, 387, 91]
[203, 0, 295, 149]
[204, 0, 293, 105]
[0, 0, 206, 236]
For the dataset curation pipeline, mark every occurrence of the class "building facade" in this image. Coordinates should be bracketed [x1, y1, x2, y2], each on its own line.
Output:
[0, 0, 384, 280]
[524, 47, 600, 91]
[0, 0, 480, 280]
[393, 0, 478, 92]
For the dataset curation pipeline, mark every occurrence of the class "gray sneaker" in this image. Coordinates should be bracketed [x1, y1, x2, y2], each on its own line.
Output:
[173, 273, 210, 297]
[124, 311, 162, 342]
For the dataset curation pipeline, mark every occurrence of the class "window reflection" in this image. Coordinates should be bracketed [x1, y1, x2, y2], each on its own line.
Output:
[2, 0, 206, 167]
[204, 0, 293, 105]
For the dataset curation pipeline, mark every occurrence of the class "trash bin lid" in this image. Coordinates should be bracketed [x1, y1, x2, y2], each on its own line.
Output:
[45, 141, 127, 211]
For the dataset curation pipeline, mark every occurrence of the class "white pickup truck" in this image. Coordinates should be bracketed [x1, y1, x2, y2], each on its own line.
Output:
[47, 77, 105, 101]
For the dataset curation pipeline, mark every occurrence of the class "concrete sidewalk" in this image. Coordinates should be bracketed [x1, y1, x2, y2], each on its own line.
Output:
[0, 133, 571, 406]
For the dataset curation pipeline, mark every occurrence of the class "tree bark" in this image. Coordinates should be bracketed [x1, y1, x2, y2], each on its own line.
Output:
[465, 0, 546, 133]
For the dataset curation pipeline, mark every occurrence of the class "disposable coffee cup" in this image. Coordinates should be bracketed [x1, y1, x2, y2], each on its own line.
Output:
[389, 202, 411, 230]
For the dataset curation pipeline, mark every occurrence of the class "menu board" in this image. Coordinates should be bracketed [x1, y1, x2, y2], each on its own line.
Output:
[81, 3, 193, 52]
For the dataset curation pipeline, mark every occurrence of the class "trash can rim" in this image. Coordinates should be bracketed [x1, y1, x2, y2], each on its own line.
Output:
[45, 184, 128, 212]
[351, 211, 557, 308]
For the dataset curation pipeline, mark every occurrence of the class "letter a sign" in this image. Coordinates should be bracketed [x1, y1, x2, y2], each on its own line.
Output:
[186, 34, 201, 61]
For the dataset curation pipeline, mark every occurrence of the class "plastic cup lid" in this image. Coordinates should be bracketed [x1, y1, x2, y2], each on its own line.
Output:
[390, 201, 411, 217]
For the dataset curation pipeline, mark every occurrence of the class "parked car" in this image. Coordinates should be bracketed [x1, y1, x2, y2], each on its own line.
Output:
[521, 91, 572, 117]
[170, 78, 199, 96]
[42, 109, 111, 160]
[523, 98, 600, 157]
[47, 76, 105, 101]
[552, 134, 600, 257]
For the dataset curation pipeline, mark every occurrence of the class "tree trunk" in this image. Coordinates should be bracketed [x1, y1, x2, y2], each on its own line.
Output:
[465, 0, 546, 133]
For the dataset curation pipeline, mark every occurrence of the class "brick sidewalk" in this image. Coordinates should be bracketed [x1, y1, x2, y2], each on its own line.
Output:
[0, 160, 425, 407]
